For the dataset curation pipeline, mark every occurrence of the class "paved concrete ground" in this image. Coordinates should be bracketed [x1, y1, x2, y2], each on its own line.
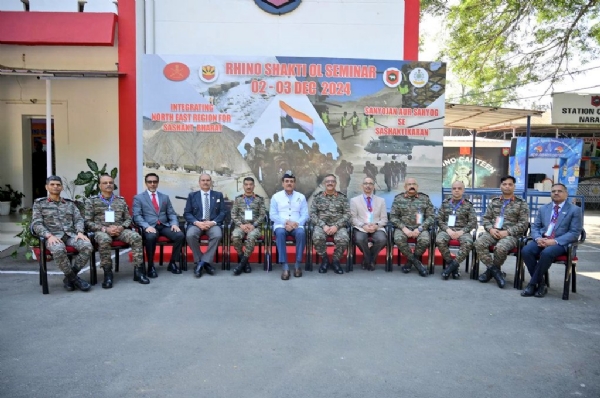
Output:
[1, 215, 599, 398]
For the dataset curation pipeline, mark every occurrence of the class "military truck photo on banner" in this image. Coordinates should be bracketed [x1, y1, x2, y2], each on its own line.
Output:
[142, 55, 446, 212]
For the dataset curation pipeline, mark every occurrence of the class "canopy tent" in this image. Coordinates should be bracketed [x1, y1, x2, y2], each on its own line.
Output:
[444, 103, 545, 197]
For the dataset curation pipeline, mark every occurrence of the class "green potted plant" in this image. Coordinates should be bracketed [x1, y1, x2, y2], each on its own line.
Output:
[0, 184, 24, 215]
[74, 159, 118, 198]
[11, 208, 40, 260]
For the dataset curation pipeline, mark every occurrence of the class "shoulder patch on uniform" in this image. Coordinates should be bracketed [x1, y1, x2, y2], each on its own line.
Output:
[255, 194, 262, 198]
[237, 194, 244, 198]
[337, 191, 347, 197]
[63, 198, 73, 202]
[418, 192, 429, 197]
[34, 197, 46, 202]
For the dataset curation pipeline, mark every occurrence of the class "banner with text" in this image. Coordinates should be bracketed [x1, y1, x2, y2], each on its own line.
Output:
[142, 55, 446, 212]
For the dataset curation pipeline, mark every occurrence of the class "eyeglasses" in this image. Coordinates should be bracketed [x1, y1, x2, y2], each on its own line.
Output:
[100, 182, 114, 185]
[146, 180, 159, 184]
[324, 180, 336, 184]
[363, 183, 374, 186]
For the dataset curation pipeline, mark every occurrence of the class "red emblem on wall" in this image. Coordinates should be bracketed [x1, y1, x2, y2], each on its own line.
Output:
[163, 62, 190, 82]
[591, 95, 600, 107]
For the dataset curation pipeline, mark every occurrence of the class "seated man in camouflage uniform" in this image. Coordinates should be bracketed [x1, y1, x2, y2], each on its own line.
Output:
[436, 181, 478, 280]
[31, 176, 92, 292]
[474, 175, 529, 288]
[390, 177, 434, 277]
[230, 177, 266, 275]
[310, 174, 350, 275]
[84, 174, 149, 289]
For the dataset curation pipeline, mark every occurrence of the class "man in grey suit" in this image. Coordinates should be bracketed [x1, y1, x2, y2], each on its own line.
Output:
[520, 183, 583, 297]
[350, 177, 388, 271]
[184, 173, 226, 277]
[133, 173, 185, 277]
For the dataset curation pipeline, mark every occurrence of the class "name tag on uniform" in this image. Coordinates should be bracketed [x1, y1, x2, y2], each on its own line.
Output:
[105, 210, 115, 222]
[494, 216, 504, 229]
[244, 209, 253, 220]
[448, 215, 456, 227]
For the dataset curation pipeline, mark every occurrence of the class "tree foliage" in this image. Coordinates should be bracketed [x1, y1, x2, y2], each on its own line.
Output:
[422, 0, 600, 105]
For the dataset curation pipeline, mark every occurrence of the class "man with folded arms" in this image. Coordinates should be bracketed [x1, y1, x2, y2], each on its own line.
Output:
[520, 183, 582, 297]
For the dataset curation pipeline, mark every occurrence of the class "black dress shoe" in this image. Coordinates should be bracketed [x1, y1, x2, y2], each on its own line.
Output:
[281, 270, 290, 280]
[133, 265, 150, 284]
[102, 270, 113, 289]
[167, 262, 182, 274]
[521, 284, 536, 297]
[411, 258, 428, 277]
[331, 259, 344, 274]
[147, 264, 158, 278]
[194, 261, 205, 277]
[203, 263, 215, 275]
[243, 264, 252, 273]
[401, 257, 413, 273]
[534, 284, 548, 298]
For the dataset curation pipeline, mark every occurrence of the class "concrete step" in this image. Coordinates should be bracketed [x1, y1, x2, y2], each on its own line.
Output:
[0, 213, 23, 233]
[0, 231, 20, 258]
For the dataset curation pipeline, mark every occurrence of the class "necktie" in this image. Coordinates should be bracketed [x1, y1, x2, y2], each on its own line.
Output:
[550, 204, 560, 238]
[151, 193, 159, 213]
[203, 193, 210, 220]
[366, 196, 372, 212]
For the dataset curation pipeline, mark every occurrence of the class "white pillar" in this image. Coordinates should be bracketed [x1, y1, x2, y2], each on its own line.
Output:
[45, 79, 52, 176]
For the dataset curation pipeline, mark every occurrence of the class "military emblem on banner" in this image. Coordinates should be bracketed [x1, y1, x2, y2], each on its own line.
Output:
[502, 148, 510, 156]
[199, 65, 218, 83]
[591, 95, 600, 107]
[163, 62, 190, 82]
[254, 0, 302, 15]
[383, 67, 402, 88]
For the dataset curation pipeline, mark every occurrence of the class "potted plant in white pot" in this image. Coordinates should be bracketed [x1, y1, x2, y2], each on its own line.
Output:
[0, 185, 25, 215]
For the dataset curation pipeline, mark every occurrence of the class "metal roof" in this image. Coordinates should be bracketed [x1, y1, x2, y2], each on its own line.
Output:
[445, 103, 544, 130]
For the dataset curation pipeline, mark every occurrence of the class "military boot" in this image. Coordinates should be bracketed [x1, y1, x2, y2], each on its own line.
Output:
[133, 264, 150, 284]
[331, 259, 344, 274]
[441, 260, 460, 280]
[478, 267, 493, 283]
[68, 274, 91, 292]
[490, 266, 506, 289]
[411, 256, 428, 277]
[63, 277, 75, 291]
[318, 256, 329, 273]
[232, 256, 246, 276]
[102, 269, 113, 289]
[401, 257, 413, 273]
[242, 256, 252, 273]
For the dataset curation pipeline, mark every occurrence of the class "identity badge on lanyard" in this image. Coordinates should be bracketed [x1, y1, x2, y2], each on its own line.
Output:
[447, 200, 463, 227]
[494, 199, 511, 229]
[244, 197, 253, 220]
[416, 209, 423, 225]
[100, 194, 115, 222]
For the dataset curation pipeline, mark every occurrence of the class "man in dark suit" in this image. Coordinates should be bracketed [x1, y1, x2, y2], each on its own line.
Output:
[133, 173, 185, 277]
[184, 173, 226, 277]
[520, 183, 583, 298]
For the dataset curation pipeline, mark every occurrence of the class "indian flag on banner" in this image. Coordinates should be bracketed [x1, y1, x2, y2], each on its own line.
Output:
[279, 100, 315, 140]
